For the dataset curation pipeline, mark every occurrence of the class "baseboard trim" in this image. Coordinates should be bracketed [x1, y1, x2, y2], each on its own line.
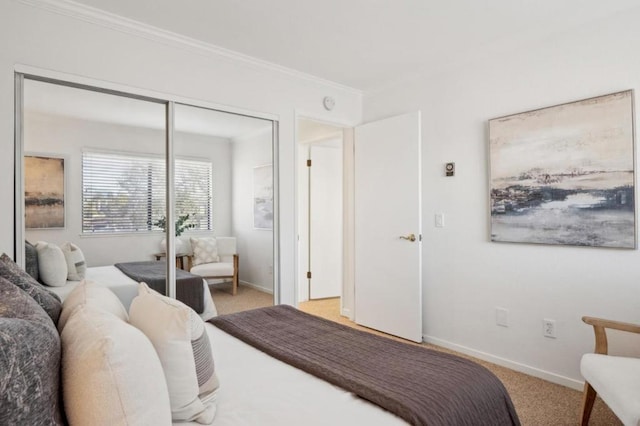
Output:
[239, 280, 273, 295]
[423, 334, 584, 391]
[341, 308, 352, 318]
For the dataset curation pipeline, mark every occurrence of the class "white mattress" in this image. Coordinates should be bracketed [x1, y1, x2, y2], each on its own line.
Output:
[48, 265, 217, 321]
[194, 324, 406, 426]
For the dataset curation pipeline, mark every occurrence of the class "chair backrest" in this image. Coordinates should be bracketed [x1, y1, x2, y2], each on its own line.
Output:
[216, 237, 236, 258]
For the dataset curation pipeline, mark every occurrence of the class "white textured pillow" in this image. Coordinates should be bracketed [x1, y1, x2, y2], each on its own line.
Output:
[60, 242, 87, 281]
[57, 280, 129, 332]
[61, 305, 172, 426]
[35, 241, 68, 287]
[190, 237, 220, 266]
[129, 282, 219, 424]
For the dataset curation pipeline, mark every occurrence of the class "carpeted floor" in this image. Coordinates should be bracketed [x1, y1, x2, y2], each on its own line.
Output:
[209, 282, 273, 315]
[298, 298, 621, 426]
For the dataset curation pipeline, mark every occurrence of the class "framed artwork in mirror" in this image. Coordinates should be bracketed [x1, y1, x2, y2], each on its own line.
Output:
[253, 164, 273, 230]
[24, 154, 65, 229]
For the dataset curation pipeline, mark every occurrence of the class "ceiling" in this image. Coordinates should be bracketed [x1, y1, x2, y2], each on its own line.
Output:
[68, 0, 640, 91]
[297, 119, 343, 144]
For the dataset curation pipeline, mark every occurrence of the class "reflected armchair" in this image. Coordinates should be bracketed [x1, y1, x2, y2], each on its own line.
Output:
[189, 237, 239, 296]
[580, 316, 640, 425]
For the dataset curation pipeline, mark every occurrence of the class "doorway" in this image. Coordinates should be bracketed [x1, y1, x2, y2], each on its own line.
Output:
[297, 118, 344, 302]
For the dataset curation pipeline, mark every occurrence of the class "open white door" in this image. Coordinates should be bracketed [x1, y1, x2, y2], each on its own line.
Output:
[354, 111, 422, 342]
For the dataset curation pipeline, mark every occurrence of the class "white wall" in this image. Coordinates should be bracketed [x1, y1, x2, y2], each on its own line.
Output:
[23, 111, 231, 266]
[0, 1, 362, 305]
[231, 130, 273, 293]
[363, 9, 640, 388]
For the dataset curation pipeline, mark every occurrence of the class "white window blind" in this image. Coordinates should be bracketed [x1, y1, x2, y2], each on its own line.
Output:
[174, 158, 213, 231]
[82, 151, 212, 234]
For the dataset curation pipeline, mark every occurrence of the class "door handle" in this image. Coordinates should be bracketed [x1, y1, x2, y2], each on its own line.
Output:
[399, 233, 416, 242]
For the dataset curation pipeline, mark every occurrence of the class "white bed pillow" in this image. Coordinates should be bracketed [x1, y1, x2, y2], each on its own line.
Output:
[35, 241, 68, 287]
[190, 237, 220, 266]
[61, 304, 172, 426]
[57, 280, 129, 332]
[60, 242, 87, 281]
[129, 282, 219, 424]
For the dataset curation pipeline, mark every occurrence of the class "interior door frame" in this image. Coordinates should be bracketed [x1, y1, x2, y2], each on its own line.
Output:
[14, 65, 281, 303]
[294, 110, 357, 318]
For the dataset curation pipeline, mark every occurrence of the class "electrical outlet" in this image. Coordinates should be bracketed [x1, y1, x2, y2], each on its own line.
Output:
[495, 307, 508, 327]
[543, 319, 556, 338]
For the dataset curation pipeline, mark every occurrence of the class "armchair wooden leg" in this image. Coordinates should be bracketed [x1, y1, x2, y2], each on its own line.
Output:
[580, 382, 597, 426]
[232, 253, 239, 296]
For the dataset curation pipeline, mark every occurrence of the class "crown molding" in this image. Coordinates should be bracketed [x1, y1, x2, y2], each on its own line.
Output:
[17, 0, 363, 97]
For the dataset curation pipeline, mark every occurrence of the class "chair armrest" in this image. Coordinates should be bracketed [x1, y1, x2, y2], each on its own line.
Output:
[582, 316, 640, 355]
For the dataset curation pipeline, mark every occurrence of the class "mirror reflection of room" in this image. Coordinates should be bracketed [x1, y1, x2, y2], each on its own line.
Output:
[174, 104, 274, 313]
[22, 78, 273, 318]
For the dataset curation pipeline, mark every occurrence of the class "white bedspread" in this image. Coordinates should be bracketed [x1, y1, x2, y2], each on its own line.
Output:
[48, 266, 217, 321]
[192, 324, 406, 426]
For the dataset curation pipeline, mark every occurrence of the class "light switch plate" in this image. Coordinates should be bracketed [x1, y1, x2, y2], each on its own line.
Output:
[435, 213, 444, 227]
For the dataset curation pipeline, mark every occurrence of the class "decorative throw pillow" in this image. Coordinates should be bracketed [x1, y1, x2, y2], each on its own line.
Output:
[35, 241, 68, 287]
[0, 253, 62, 324]
[190, 237, 220, 267]
[61, 304, 172, 426]
[129, 282, 219, 424]
[25, 240, 39, 281]
[0, 277, 65, 425]
[60, 242, 87, 281]
[57, 280, 129, 332]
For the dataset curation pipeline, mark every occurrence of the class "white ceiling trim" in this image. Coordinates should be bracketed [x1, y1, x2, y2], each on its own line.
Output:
[17, 0, 363, 96]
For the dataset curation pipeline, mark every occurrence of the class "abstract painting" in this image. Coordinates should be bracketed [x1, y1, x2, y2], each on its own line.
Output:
[489, 90, 635, 248]
[25, 155, 65, 229]
[253, 164, 273, 230]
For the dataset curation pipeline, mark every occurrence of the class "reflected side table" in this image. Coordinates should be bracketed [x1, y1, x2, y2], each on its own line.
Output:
[153, 252, 193, 271]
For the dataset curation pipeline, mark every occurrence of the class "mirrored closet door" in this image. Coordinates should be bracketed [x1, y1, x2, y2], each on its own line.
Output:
[174, 104, 274, 313]
[16, 75, 278, 314]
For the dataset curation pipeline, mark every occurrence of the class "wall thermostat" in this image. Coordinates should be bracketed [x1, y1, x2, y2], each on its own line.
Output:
[445, 162, 455, 177]
[323, 96, 335, 111]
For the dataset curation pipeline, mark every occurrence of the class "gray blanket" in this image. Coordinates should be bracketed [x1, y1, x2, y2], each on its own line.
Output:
[115, 261, 204, 313]
[210, 305, 520, 426]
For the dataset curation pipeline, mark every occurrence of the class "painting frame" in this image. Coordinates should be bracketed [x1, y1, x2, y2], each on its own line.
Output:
[24, 154, 66, 229]
[488, 90, 636, 249]
[253, 163, 273, 230]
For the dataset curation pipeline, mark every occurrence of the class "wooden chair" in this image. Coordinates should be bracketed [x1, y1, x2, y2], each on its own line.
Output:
[580, 316, 640, 425]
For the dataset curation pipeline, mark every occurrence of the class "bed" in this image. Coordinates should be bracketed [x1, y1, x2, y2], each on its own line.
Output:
[49, 267, 519, 425]
[48, 265, 218, 321]
[202, 306, 520, 426]
[200, 323, 407, 426]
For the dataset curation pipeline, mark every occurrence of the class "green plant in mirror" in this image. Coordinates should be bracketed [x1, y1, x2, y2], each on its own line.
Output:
[153, 213, 196, 236]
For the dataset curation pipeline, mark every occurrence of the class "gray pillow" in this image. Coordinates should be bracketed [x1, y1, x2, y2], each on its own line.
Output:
[25, 240, 39, 281]
[0, 253, 62, 324]
[0, 277, 65, 425]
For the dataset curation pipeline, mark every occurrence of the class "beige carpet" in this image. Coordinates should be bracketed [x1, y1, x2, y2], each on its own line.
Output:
[209, 283, 273, 315]
[298, 298, 621, 426]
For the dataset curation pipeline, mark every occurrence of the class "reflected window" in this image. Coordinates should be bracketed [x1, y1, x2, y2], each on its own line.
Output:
[82, 150, 213, 234]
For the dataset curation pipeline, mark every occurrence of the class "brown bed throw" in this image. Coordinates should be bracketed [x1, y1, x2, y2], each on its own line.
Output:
[114, 261, 204, 313]
[210, 305, 520, 426]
